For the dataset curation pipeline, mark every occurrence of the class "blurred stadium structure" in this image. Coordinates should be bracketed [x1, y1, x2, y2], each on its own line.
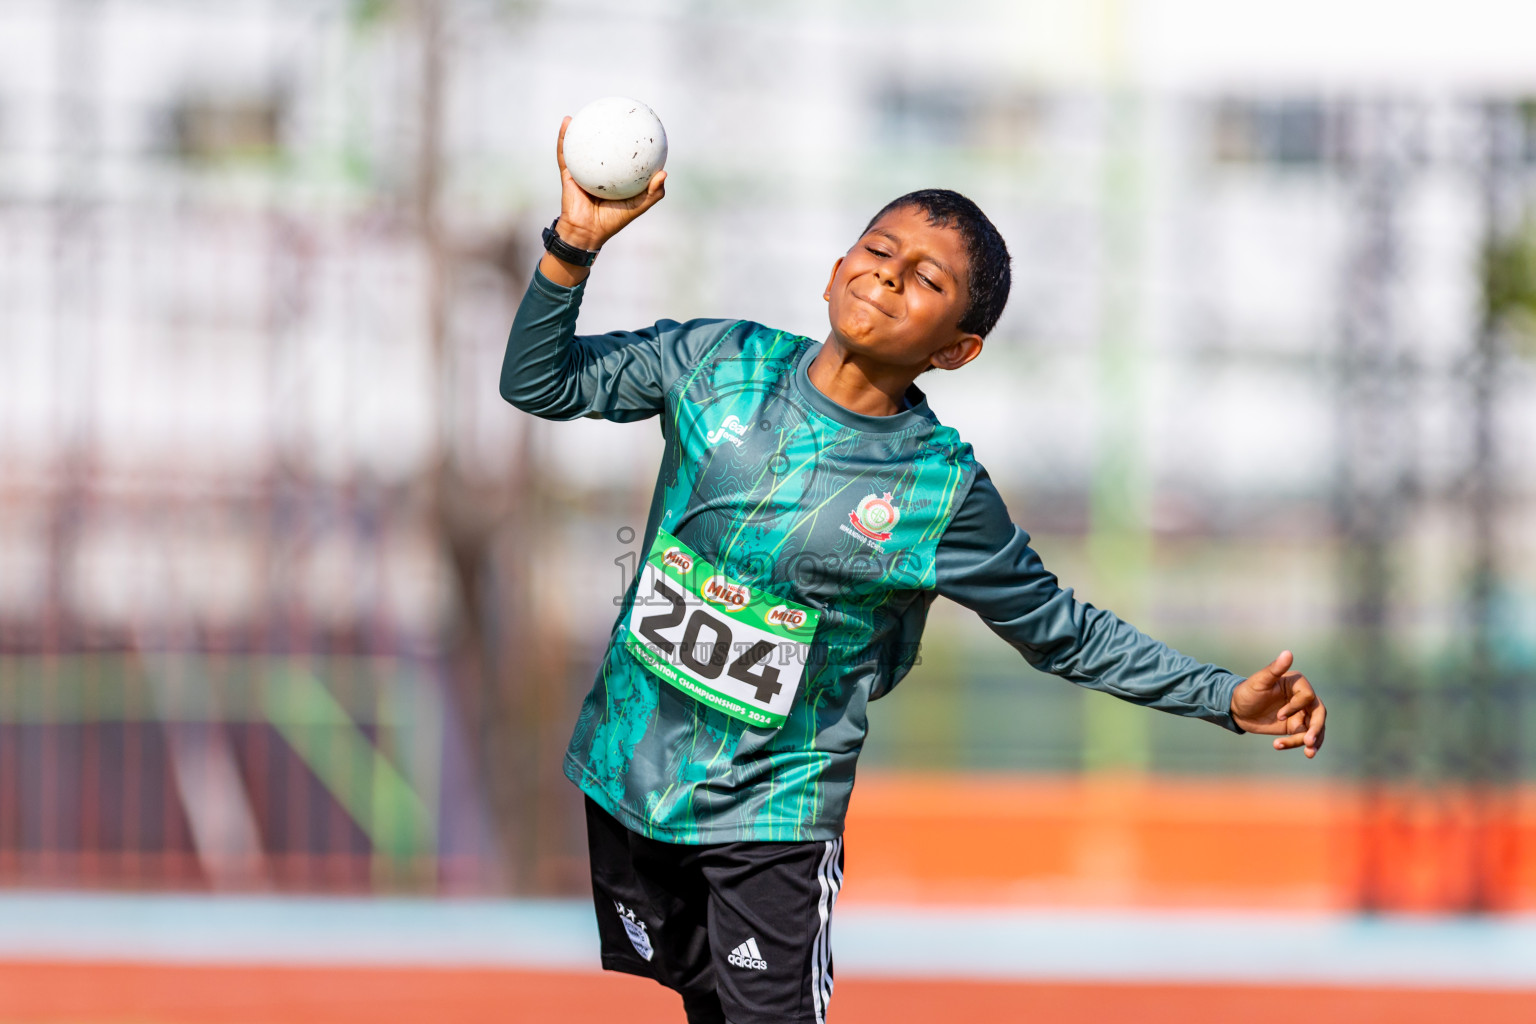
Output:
[1, 0, 1534, 921]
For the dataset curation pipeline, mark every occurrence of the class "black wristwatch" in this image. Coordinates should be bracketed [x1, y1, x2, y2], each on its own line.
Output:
[542, 217, 600, 267]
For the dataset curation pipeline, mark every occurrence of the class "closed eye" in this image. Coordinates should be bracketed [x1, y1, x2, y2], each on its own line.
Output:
[918, 274, 940, 291]
[865, 246, 889, 258]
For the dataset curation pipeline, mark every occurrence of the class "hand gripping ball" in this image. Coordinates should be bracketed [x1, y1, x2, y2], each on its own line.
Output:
[562, 97, 668, 201]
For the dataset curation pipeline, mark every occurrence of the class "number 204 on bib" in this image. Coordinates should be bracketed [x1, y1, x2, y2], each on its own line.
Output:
[625, 529, 821, 729]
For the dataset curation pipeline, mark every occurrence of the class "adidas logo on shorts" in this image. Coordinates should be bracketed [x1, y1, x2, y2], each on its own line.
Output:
[727, 936, 769, 971]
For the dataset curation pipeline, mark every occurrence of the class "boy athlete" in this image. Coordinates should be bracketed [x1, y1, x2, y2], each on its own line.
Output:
[500, 118, 1328, 1024]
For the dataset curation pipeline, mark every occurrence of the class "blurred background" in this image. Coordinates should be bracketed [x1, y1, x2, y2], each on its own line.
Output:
[2, 0, 1535, 1021]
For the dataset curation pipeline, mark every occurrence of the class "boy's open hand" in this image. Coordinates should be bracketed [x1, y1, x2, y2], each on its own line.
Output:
[552, 115, 667, 253]
[1229, 650, 1327, 757]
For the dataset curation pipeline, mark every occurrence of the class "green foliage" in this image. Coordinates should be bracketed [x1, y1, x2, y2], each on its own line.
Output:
[1482, 215, 1536, 357]
[350, 0, 400, 29]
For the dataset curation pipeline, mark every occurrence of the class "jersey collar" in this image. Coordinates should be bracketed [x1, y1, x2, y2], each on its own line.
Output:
[793, 341, 932, 434]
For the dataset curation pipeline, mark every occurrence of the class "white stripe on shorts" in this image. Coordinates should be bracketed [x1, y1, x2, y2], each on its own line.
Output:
[811, 836, 842, 1024]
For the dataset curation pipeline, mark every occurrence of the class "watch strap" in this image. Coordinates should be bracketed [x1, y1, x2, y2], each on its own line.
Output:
[542, 217, 600, 267]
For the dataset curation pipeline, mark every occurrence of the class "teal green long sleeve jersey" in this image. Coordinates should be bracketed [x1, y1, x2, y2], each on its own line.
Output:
[501, 267, 1246, 844]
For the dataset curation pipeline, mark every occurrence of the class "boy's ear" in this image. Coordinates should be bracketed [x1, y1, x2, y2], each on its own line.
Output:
[823, 257, 844, 301]
[929, 333, 984, 372]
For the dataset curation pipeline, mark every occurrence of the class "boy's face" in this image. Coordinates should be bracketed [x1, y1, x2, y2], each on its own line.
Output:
[823, 204, 983, 373]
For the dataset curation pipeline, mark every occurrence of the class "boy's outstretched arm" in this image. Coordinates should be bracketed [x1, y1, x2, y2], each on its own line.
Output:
[934, 466, 1326, 757]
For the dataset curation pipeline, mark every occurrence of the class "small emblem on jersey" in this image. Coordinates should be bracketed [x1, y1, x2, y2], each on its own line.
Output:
[849, 492, 900, 542]
[766, 604, 807, 630]
[728, 936, 769, 971]
[701, 575, 751, 611]
[706, 415, 750, 448]
[662, 547, 693, 574]
[614, 901, 654, 961]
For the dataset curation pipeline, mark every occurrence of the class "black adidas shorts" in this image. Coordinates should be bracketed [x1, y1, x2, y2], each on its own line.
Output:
[584, 796, 844, 1024]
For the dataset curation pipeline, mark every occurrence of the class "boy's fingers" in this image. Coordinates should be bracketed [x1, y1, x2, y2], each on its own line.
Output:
[1304, 703, 1327, 753]
[633, 172, 666, 213]
[1275, 681, 1316, 722]
[1255, 650, 1293, 684]
[1269, 694, 1326, 755]
[1273, 719, 1325, 754]
[556, 116, 571, 172]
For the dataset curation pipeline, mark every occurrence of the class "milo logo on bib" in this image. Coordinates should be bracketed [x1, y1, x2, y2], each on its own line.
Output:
[702, 576, 750, 610]
[625, 529, 821, 729]
[767, 605, 807, 629]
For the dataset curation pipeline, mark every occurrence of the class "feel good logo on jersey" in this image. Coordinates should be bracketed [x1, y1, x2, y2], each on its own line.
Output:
[848, 492, 900, 542]
[701, 575, 751, 611]
[705, 414, 750, 448]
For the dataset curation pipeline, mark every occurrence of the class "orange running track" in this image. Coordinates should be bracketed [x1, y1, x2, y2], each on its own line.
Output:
[2, 962, 1534, 1024]
[844, 774, 1536, 911]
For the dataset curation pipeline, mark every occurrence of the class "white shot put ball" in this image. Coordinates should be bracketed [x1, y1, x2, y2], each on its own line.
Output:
[562, 97, 668, 201]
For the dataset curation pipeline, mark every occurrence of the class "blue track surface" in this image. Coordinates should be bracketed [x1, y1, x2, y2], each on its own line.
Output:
[4, 893, 1536, 988]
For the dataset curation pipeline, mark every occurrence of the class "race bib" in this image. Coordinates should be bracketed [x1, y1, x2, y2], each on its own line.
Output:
[625, 529, 820, 729]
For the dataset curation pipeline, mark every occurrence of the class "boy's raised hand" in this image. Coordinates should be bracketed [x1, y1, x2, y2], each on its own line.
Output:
[1229, 650, 1327, 757]
[551, 115, 667, 253]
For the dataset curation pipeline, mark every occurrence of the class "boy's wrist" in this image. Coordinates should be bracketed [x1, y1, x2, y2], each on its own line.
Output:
[538, 217, 602, 287]
[553, 218, 606, 253]
[538, 250, 591, 288]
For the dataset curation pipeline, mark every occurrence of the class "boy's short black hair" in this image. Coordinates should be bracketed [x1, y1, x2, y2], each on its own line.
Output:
[862, 188, 1011, 338]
